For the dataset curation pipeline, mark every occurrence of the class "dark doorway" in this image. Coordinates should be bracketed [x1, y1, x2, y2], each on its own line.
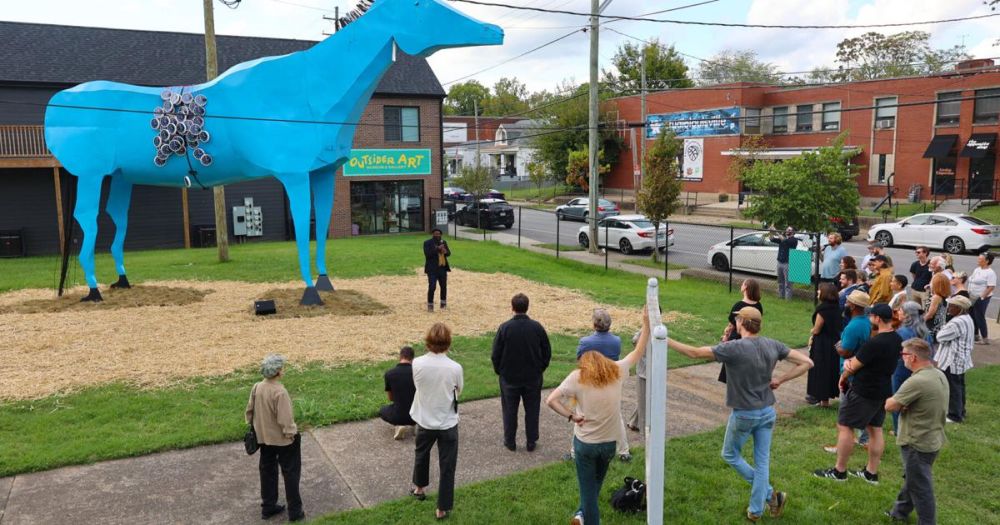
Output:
[969, 155, 996, 199]
[932, 158, 956, 196]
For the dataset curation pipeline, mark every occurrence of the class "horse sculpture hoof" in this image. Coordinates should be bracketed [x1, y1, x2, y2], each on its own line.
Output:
[110, 275, 132, 289]
[81, 288, 104, 302]
[300, 286, 323, 306]
[315, 274, 335, 292]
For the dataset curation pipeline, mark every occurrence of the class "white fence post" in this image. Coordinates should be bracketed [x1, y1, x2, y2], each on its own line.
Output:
[645, 277, 667, 524]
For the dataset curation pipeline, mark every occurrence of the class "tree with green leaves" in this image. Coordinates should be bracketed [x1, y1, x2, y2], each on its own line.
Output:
[452, 165, 492, 202]
[738, 133, 861, 233]
[697, 50, 783, 85]
[531, 82, 624, 185]
[482, 77, 530, 116]
[826, 31, 970, 82]
[526, 161, 547, 199]
[444, 80, 490, 116]
[602, 39, 693, 92]
[637, 131, 683, 262]
[565, 147, 610, 192]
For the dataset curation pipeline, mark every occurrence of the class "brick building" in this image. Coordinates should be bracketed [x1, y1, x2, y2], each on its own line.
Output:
[607, 59, 1000, 203]
[0, 22, 446, 256]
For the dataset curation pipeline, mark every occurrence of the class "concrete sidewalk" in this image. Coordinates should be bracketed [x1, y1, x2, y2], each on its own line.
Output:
[0, 361, 812, 524]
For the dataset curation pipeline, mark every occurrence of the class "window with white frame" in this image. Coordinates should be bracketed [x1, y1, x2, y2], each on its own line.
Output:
[772, 106, 788, 133]
[796, 104, 813, 132]
[744, 108, 761, 134]
[874, 97, 897, 128]
[822, 102, 841, 131]
[936, 92, 961, 126]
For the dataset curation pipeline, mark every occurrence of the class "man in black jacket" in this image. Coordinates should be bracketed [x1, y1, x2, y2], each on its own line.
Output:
[492, 293, 552, 452]
[423, 228, 451, 312]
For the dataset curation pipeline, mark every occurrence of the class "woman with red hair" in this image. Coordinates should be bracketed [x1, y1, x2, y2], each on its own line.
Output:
[546, 307, 650, 525]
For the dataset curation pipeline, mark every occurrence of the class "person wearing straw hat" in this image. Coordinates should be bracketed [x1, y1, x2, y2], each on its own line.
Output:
[934, 295, 975, 423]
[668, 306, 813, 522]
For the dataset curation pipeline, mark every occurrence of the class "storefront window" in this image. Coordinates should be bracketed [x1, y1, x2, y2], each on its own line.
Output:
[350, 180, 424, 235]
[932, 158, 956, 195]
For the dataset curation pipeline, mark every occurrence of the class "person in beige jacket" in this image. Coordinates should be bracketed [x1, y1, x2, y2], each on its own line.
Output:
[246, 354, 304, 522]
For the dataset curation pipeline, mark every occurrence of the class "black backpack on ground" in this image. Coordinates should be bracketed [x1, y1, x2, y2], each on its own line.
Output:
[610, 476, 646, 513]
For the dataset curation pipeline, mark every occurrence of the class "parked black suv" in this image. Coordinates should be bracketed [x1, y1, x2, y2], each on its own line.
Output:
[455, 199, 515, 229]
[831, 216, 860, 242]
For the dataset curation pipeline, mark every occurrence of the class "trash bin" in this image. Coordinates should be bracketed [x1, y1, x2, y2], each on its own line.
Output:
[0, 230, 25, 258]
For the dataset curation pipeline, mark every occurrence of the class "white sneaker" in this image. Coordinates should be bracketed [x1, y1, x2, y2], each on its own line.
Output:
[393, 426, 408, 440]
[570, 512, 584, 525]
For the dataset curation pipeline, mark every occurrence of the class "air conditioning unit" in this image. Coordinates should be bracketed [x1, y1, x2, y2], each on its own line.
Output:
[875, 119, 894, 129]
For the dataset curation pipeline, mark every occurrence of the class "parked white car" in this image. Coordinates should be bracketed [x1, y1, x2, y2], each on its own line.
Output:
[868, 213, 1000, 254]
[577, 214, 674, 255]
[706, 231, 826, 276]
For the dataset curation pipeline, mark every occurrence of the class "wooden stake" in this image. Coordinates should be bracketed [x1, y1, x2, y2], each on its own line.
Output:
[52, 167, 64, 254]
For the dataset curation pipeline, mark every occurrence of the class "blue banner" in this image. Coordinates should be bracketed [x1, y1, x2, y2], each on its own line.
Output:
[646, 107, 740, 138]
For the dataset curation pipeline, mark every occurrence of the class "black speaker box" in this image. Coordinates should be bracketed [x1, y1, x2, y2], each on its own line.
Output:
[254, 300, 277, 316]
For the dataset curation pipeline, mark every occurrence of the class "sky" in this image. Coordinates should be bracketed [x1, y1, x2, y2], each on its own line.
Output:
[1, 0, 997, 95]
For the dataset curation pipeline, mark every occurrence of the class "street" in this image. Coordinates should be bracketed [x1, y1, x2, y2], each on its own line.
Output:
[455, 205, 996, 315]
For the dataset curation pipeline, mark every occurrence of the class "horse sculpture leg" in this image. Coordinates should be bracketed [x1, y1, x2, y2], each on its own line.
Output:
[276, 173, 322, 306]
[106, 175, 133, 289]
[310, 167, 336, 292]
[73, 174, 107, 302]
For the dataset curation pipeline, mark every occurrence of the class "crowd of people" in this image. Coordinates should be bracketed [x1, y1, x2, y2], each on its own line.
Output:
[239, 230, 993, 524]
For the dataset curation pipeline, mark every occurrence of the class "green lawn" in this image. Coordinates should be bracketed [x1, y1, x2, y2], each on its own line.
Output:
[503, 183, 576, 202]
[621, 257, 687, 271]
[533, 243, 585, 252]
[972, 204, 1000, 225]
[316, 365, 1000, 524]
[859, 202, 930, 219]
[0, 237, 814, 475]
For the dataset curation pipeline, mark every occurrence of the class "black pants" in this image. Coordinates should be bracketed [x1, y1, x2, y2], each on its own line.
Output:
[943, 368, 966, 422]
[259, 433, 303, 516]
[427, 271, 448, 305]
[500, 376, 542, 446]
[891, 445, 939, 524]
[413, 424, 459, 511]
[380, 404, 416, 426]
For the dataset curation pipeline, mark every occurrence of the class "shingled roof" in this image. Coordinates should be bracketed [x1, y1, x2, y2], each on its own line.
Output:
[0, 21, 445, 97]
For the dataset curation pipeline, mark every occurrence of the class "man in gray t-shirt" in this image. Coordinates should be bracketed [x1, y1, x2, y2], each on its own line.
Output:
[669, 307, 813, 521]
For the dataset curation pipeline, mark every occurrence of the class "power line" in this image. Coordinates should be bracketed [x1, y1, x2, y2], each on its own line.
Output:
[441, 28, 585, 86]
[447, 0, 1000, 29]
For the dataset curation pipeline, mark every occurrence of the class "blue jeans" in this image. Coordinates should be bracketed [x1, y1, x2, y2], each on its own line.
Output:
[573, 436, 616, 525]
[891, 359, 912, 432]
[722, 406, 776, 517]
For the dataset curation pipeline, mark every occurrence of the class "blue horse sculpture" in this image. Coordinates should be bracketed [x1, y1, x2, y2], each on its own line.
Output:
[44, 0, 503, 304]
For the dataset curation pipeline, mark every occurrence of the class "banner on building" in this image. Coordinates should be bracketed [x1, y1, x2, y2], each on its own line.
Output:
[646, 107, 740, 138]
[681, 139, 704, 181]
[343, 149, 432, 176]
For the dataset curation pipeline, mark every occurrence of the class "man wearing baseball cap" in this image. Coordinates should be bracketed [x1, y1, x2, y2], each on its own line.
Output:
[934, 295, 975, 423]
[822, 289, 872, 452]
[669, 306, 813, 521]
[816, 302, 901, 484]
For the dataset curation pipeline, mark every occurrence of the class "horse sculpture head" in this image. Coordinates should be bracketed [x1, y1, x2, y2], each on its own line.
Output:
[343, 0, 504, 56]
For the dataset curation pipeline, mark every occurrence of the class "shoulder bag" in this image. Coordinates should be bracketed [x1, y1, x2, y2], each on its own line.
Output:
[244, 383, 260, 455]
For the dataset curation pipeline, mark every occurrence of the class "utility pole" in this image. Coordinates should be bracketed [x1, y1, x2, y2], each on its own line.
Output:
[586, 0, 600, 253]
[322, 6, 339, 35]
[474, 98, 481, 169]
[203, 0, 230, 262]
[640, 45, 647, 195]
[587, 0, 614, 253]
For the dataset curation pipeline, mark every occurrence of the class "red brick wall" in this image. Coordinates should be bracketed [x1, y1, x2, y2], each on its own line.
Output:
[609, 71, 1000, 200]
[330, 95, 443, 238]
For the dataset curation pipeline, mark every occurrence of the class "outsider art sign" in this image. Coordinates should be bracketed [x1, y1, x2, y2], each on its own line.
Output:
[343, 149, 432, 176]
[681, 139, 704, 181]
[646, 107, 741, 138]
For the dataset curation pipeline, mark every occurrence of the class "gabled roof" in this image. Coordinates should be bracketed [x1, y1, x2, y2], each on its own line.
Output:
[0, 21, 445, 97]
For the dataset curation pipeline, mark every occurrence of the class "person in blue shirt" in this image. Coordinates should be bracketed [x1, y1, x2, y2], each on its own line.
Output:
[821, 232, 847, 283]
[770, 227, 799, 300]
[576, 309, 621, 360]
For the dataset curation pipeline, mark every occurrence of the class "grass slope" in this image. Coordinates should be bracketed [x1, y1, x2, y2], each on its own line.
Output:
[316, 366, 1000, 524]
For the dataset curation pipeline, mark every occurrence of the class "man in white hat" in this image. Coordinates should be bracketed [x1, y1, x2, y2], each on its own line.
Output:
[934, 295, 974, 423]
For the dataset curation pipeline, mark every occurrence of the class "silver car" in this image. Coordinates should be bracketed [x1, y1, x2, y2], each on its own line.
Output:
[556, 198, 620, 222]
